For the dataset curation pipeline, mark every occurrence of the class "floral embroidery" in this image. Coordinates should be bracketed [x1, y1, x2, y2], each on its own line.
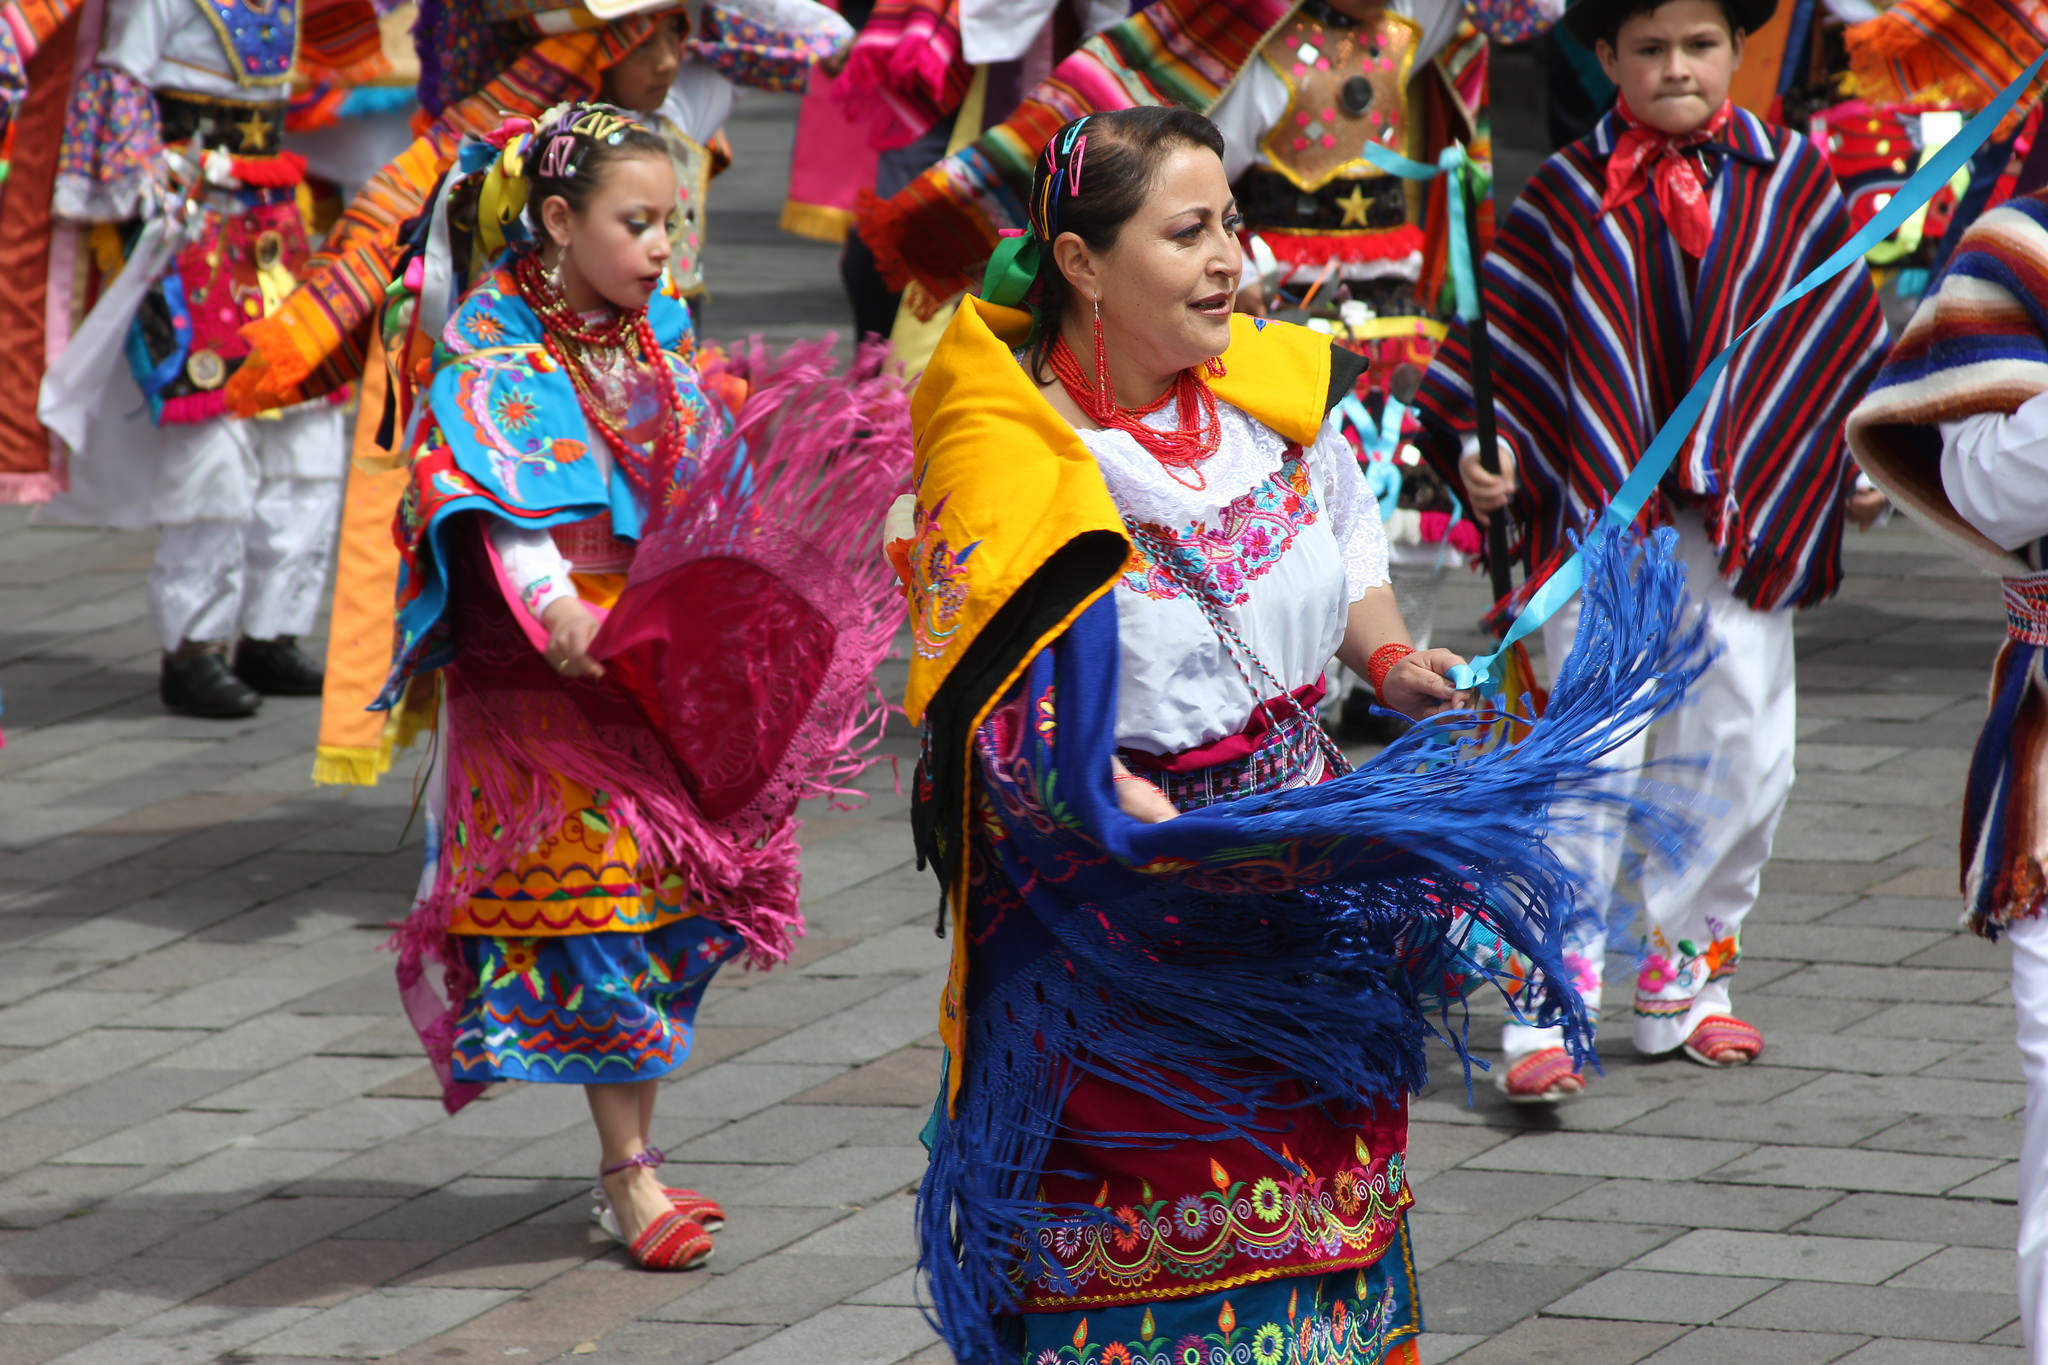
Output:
[1028, 1269, 1398, 1365]
[1122, 455, 1318, 605]
[909, 486, 980, 660]
[1024, 1146, 1407, 1299]
[1634, 924, 1740, 1018]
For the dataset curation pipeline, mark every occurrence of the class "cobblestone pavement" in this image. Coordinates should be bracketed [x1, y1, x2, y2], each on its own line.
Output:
[0, 93, 2031, 1365]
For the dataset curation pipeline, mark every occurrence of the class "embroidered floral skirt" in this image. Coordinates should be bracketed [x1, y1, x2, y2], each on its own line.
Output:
[1011, 1224, 1422, 1365]
[449, 916, 742, 1085]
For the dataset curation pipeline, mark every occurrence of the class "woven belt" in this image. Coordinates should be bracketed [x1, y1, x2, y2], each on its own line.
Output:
[2004, 574, 2048, 647]
[156, 90, 287, 157]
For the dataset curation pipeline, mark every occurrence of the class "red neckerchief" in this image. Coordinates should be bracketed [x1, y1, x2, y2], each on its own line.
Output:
[1602, 95, 1734, 258]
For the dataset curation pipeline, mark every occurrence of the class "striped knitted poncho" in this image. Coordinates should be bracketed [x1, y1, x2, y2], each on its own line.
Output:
[1415, 106, 1889, 611]
[1847, 189, 2048, 939]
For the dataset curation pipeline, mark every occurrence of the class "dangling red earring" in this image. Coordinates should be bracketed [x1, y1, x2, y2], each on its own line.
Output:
[1204, 355, 1228, 379]
[1092, 297, 1112, 403]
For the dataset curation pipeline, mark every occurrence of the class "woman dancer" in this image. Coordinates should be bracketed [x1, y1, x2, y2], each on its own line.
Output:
[902, 107, 1706, 1364]
[378, 101, 901, 1273]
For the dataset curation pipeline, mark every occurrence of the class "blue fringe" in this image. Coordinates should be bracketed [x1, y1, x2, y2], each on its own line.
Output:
[919, 525, 1713, 1365]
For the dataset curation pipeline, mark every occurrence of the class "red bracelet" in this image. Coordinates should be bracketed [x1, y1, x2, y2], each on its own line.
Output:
[1365, 643, 1416, 693]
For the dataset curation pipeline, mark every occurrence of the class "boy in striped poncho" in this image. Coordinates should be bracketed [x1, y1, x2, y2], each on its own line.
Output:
[1847, 182, 2048, 1358]
[1415, 0, 1889, 1102]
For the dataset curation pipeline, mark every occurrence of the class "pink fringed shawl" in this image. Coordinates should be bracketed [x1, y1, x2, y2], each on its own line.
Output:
[393, 338, 912, 1112]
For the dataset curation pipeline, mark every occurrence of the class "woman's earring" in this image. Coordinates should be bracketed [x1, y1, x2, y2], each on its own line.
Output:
[1092, 297, 1111, 400]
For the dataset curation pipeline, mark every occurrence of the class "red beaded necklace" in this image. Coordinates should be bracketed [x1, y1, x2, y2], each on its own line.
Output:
[511, 250, 687, 520]
[1048, 330, 1222, 490]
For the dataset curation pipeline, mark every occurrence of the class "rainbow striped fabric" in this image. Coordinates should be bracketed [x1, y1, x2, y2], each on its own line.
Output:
[1415, 107, 1889, 611]
[1847, 0, 2048, 134]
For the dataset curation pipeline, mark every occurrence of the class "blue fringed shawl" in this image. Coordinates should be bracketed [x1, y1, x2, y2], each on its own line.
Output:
[918, 523, 1712, 1365]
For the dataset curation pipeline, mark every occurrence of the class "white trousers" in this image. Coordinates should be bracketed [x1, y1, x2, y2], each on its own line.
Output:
[1504, 510, 1798, 1061]
[149, 475, 343, 651]
[2013, 916, 2048, 1359]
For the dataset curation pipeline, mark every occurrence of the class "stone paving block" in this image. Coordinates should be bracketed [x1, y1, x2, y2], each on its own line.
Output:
[0, 1122, 115, 1182]
[1756, 965, 2009, 1004]
[153, 1013, 383, 1073]
[198, 1238, 456, 1308]
[185, 1056, 420, 1113]
[1629, 1228, 1940, 1285]
[1401, 1121, 1513, 1184]
[796, 924, 949, 978]
[1546, 1268, 1780, 1325]
[790, 1046, 941, 1107]
[241, 1286, 517, 1358]
[1617, 1100, 1899, 1148]
[1883, 1244, 2011, 1291]
[398, 1220, 610, 1289]
[283, 969, 402, 1017]
[1407, 1169, 1598, 1220]
[1459, 1218, 1680, 1269]
[284, 1134, 527, 1199]
[315, 1018, 425, 1060]
[694, 1204, 850, 1274]
[1831, 1344, 2024, 1365]
[1927, 1042, 2026, 1086]
[0, 1324, 108, 1364]
[439, 1266, 703, 1341]
[2, 1256, 254, 1327]
[1854, 1001, 2013, 1041]
[1464, 1132, 1751, 1181]
[844, 1267, 920, 1307]
[741, 977, 943, 1068]
[1420, 1261, 1606, 1336]
[1742, 926, 1950, 967]
[9, 1067, 258, 1136]
[55, 1108, 298, 1167]
[1701, 994, 1883, 1039]
[784, 1193, 918, 1260]
[1950, 1162, 2020, 1202]
[0, 1162, 164, 1232]
[0, 991, 160, 1048]
[338, 1177, 584, 1244]
[1637, 1325, 1868, 1363]
[657, 1062, 850, 1121]
[1793, 1192, 2018, 1247]
[72, 940, 287, 996]
[255, 1097, 446, 1151]
[1709, 1145, 2000, 1194]
[428, 1078, 593, 1140]
[1722, 1282, 2017, 1340]
[721, 1145, 927, 1209]
[0, 1028, 208, 1087]
[1754, 1033, 1964, 1077]
[1410, 1211, 1524, 1271]
[712, 1304, 939, 1365]
[539, 1320, 775, 1365]
[117, 973, 313, 1031]
[150, 1195, 401, 1262]
[1859, 1114, 2020, 1160]
[108, 1146, 353, 1214]
[647, 1250, 914, 1324]
[668, 1104, 924, 1169]
[1444, 1317, 1688, 1364]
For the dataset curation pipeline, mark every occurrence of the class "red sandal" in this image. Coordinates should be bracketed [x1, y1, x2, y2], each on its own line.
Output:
[609, 1205, 715, 1271]
[591, 1147, 726, 1233]
[1683, 1015, 1763, 1068]
[1498, 1047, 1584, 1104]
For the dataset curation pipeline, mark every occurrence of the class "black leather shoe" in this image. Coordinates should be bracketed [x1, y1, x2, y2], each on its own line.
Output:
[161, 650, 263, 719]
[233, 637, 325, 696]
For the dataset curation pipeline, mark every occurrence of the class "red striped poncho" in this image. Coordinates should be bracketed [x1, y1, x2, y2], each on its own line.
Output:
[1416, 107, 1889, 610]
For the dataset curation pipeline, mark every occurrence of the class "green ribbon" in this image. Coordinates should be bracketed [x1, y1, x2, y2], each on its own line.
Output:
[980, 231, 1041, 309]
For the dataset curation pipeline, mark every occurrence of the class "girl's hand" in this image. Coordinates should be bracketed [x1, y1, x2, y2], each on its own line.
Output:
[1112, 760, 1180, 823]
[1379, 647, 1468, 719]
[1457, 440, 1517, 521]
[1847, 484, 1889, 531]
[542, 598, 606, 680]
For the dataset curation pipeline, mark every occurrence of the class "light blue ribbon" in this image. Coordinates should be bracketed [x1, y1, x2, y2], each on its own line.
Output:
[1442, 52, 2048, 691]
[1361, 140, 1483, 322]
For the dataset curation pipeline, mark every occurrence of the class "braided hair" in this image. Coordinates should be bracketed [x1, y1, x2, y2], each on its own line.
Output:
[1019, 106, 1227, 383]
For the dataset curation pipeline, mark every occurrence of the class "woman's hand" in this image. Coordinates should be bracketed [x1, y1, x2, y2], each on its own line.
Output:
[1846, 484, 1889, 532]
[1457, 440, 1517, 522]
[542, 598, 606, 680]
[1378, 647, 1469, 720]
[1112, 759, 1179, 823]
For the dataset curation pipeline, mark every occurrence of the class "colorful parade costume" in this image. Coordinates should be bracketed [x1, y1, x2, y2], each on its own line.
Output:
[906, 298, 1711, 1364]
[1846, 183, 2048, 1351]
[383, 242, 906, 1110]
[1415, 90, 1889, 1066]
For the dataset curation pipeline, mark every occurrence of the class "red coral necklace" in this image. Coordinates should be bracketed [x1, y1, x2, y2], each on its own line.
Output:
[1048, 331, 1222, 491]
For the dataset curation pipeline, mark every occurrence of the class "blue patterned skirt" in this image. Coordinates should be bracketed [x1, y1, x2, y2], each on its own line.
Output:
[1011, 1218, 1421, 1365]
[450, 915, 743, 1085]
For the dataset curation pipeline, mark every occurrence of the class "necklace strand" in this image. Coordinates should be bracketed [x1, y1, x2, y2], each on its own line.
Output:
[1048, 333, 1222, 489]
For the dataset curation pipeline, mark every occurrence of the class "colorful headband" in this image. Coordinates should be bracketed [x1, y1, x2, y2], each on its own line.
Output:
[985, 116, 1093, 308]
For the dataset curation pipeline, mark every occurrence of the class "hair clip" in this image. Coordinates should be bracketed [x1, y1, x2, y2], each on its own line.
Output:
[538, 133, 577, 179]
[1068, 134, 1087, 198]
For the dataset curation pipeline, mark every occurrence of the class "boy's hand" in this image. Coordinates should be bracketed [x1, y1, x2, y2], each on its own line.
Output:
[1458, 439, 1517, 521]
[542, 598, 606, 680]
[1846, 484, 1889, 532]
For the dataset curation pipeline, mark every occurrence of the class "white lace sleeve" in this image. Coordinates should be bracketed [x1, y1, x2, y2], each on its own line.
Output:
[1309, 422, 1389, 600]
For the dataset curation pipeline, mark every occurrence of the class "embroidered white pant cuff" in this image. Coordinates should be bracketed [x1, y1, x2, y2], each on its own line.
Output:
[149, 477, 343, 650]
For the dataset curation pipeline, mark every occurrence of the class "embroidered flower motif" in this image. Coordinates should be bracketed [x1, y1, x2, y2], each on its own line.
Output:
[1251, 1322, 1286, 1365]
[1333, 1168, 1360, 1214]
[463, 307, 506, 345]
[1122, 455, 1319, 605]
[1171, 1334, 1206, 1365]
[1250, 1176, 1285, 1224]
[1108, 1204, 1145, 1254]
[1638, 951, 1678, 993]
[1100, 1344, 1134, 1365]
[1172, 1194, 1211, 1239]
[907, 487, 980, 660]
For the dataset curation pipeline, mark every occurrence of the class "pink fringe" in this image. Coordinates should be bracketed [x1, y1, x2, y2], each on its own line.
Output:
[390, 336, 912, 1113]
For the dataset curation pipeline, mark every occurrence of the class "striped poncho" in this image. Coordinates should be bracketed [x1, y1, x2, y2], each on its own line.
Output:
[1416, 106, 1889, 610]
[1847, 189, 2048, 939]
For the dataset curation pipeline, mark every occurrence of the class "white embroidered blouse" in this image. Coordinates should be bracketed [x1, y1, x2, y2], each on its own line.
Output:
[1079, 397, 1389, 757]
